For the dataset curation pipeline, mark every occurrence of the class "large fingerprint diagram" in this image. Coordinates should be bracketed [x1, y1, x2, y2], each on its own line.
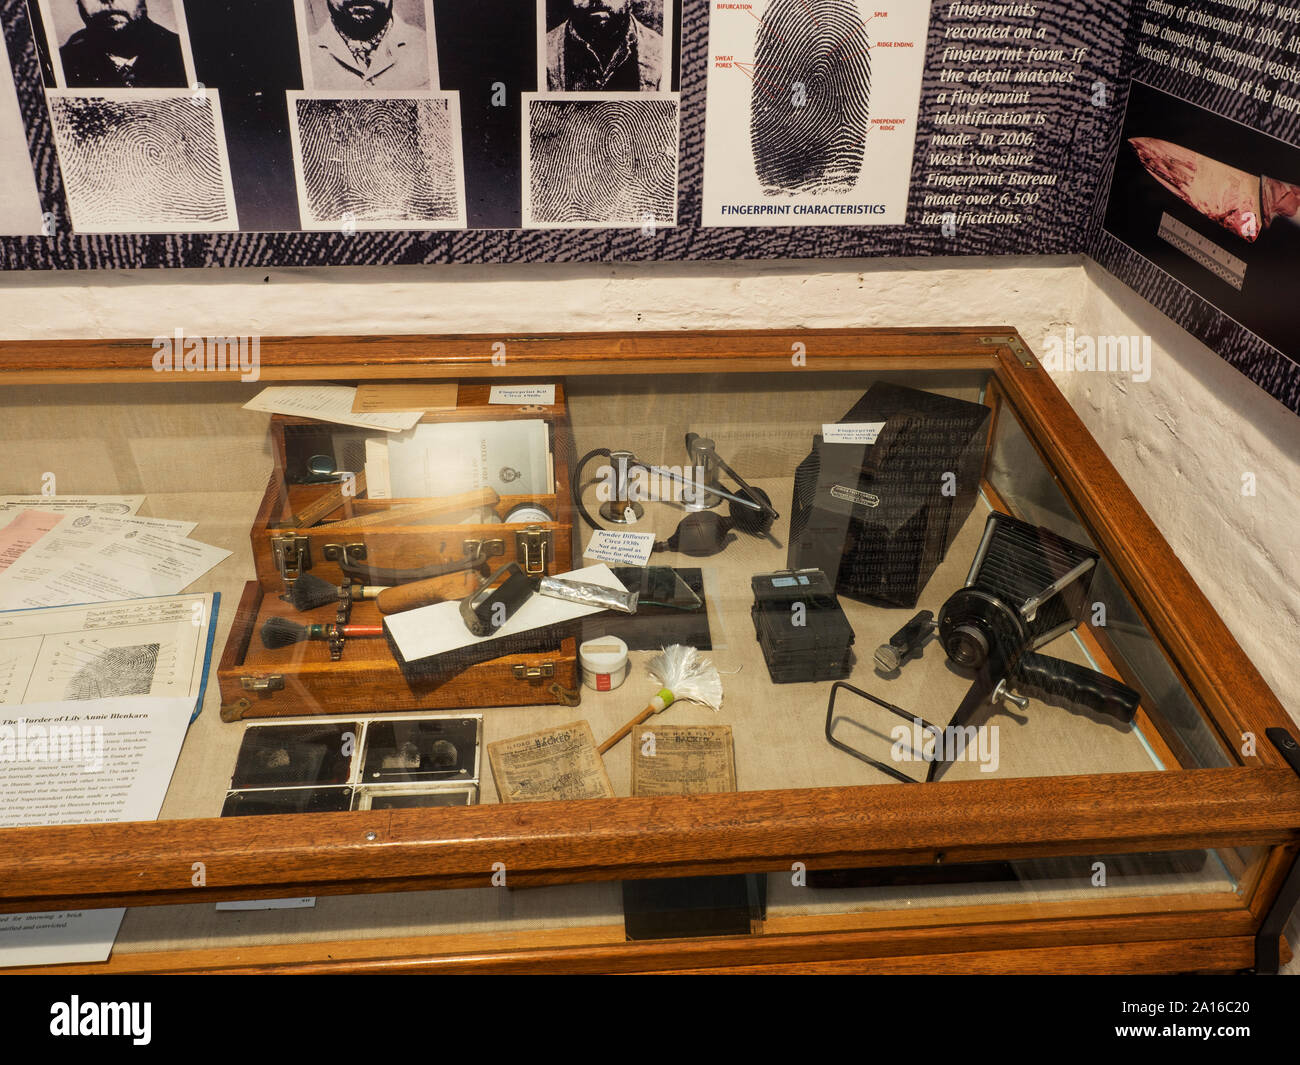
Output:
[530, 99, 678, 225]
[47, 96, 231, 230]
[296, 98, 459, 225]
[63, 643, 160, 701]
[750, 0, 871, 195]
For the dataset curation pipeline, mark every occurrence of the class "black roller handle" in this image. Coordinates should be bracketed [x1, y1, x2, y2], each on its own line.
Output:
[1013, 653, 1141, 723]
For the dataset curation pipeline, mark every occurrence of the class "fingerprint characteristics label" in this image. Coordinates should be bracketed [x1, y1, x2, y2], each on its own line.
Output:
[701, 0, 932, 227]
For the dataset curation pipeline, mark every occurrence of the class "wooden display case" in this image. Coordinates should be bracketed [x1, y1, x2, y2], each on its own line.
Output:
[0, 327, 1296, 976]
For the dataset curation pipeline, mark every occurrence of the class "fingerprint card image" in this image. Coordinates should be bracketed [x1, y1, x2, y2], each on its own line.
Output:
[523, 92, 680, 228]
[45, 89, 239, 233]
[287, 91, 467, 230]
[537, 0, 673, 93]
[701, 0, 932, 227]
[293, 0, 440, 92]
[33, 0, 198, 90]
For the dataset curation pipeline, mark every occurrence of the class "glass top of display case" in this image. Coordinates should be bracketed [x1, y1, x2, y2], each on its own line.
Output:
[0, 330, 1295, 974]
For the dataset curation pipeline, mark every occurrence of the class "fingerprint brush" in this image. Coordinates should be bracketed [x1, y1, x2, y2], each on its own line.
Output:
[260, 616, 384, 650]
[286, 573, 387, 612]
[597, 644, 722, 755]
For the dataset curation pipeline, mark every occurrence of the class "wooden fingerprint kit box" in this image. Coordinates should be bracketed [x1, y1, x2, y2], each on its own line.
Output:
[219, 383, 579, 720]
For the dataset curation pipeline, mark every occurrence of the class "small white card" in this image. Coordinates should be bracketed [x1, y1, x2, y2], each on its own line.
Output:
[216, 898, 317, 911]
[244, 385, 424, 432]
[822, 422, 887, 445]
[584, 529, 656, 566]
[489, 384, 556, 405]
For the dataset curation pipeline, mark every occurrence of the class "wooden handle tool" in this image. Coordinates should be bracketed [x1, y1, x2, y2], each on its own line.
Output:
[597, 699, 668, 755]
[375, 569, 479, 614]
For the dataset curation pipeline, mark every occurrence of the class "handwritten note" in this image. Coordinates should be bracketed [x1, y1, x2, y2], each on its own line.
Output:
[584, 530, 656, 566]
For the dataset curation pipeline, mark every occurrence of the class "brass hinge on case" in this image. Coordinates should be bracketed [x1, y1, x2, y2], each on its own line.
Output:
[240, 674, 285, 693]
[271, 535, 311, 582]
[322, 542, 367, 567]
[515, 525, 552, 576]
[979, 334, 1035, 368]
[512, 662, 554, 680]
[462, 538, 505, 563]
[512, 664, 581, 705]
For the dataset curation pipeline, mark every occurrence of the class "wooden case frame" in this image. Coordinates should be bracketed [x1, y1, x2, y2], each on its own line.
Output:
[0, 327, 1297, 976]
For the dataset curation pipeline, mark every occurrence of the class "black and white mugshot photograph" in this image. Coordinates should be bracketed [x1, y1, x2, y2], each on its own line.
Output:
[44, 88, 239, 232]
[287, 91, 466, 230]
[294, 0, 440, 91]
[32, 0, 196, 89]
[538, 0, 671, 93]
[523, 91, 678, 228]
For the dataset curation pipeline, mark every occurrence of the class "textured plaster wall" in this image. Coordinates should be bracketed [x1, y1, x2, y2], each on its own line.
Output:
[1054, 260, 1299, 728]
[0, 256, 1072, 339]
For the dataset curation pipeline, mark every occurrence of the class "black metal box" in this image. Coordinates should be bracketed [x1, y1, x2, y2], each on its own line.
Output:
[787, 383, 991, 608]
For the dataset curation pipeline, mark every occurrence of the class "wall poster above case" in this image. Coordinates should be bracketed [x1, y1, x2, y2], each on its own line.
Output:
[1, 0, 1121, 263]
[1, 1, 1298, 413]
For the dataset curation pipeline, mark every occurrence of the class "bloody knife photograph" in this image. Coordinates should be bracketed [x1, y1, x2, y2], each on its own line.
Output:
[1103, 82, 1300, 370]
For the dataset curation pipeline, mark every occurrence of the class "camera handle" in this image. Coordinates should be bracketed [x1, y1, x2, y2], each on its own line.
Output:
[1012, 653, 1140, 723]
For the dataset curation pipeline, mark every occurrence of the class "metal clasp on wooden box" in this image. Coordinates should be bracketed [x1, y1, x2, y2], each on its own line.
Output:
[271, 534, 311, 582]
[515, 525, 552, 576]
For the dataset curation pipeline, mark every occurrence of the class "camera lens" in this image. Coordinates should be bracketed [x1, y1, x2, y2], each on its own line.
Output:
[946, 624, 989, 668]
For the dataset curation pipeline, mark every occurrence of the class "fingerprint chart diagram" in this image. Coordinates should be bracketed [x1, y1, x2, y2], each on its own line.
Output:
[525, 93, 680, 228]
[49, 639, 174, 701]
[45, 90, 238, 233]
[702, 0, 931, 227]
[749, 0, 872, 195]
[0, 654, 23, 703]
[289, 93, 467, 230]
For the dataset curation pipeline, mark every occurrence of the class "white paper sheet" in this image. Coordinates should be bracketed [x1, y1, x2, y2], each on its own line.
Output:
[244, 385, 424, 432]
[368, 419, 551, 499]
[0, 523, 229, 611]
[385, 563, 626, 663]
[0, 496, 144, 517]
[47, 89, 239, 234]
[0, 509, 195, 539]
[0, 593, 215, 707]
[0, 694, 196, 968]
[701, 0, 930, 228]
